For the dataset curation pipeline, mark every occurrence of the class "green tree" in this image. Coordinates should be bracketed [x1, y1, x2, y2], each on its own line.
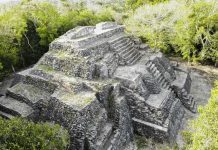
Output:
[125, 1, 187, 53]
[0, 4, 27, 73]
[172, 1, 218, 64]
[183, 81, 218, 150]
[0, 117, 70, 150]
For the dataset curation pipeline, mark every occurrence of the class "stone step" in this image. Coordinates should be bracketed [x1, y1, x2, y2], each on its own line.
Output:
[181, 93, 194, 105]
[107, 145, 113, 150]
[186, 100, 196, 113]
[146, 61, 152, 67]
[156, 72, 162, 79]
[162, 82, 168, 88]
[111, 39, 128, 49]
[148, 63, 155, 70]
[163, 80, 169, 87]
[148, 66, 170, 89]
[129, 53, 142, 65]
[153, 70, 160, 77]
[190, 100, 195, 109]
[132, 117, 168, 137]
[7, 83, 51, 107]
[110, 36, 129, 46]
[96, 122, 113, 150]
[159, 78, 165, 86]
[122, 47, 135, 58]
[147, 63, 172, 90]
[22, 73, 57, 93]
[189, 95, 194, 101]
[126, 53, 139, 65]
[181, 94, 197, 113]
[118, 45, 134, 56]
[0, 110, 15, 119]
[186, 96, 193, 105]
[123, 49, 138, 61]
[117, 45, 133, 57]
[113, 39, 131, 50]
[158, 76, 165, 83]
[167, 84, 171, 90]
[0, 96, 34, 118]
[150, 65, 157, 73]
[191, 102, 197, 113]
[108, 32, 126, 42]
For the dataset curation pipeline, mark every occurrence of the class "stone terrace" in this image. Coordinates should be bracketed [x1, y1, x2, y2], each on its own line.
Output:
[0, 22, 197, 150]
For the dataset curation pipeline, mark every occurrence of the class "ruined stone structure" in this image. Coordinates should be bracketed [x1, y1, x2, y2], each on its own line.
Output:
[0, 22, 197, 150]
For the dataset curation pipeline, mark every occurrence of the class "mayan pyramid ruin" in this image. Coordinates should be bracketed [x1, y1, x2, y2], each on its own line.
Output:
[0, 22, 197, 150]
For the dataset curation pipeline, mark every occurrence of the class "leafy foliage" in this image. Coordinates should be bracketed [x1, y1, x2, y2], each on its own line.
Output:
[0, 117, 69, 150]
[182, 81, 218, 149]
[173, 1, 218, 64]
[0, 4, 27, 73]
[125, 0, 169, 10]
[125, 1, 187, 53]
[125, 0, 218, 65]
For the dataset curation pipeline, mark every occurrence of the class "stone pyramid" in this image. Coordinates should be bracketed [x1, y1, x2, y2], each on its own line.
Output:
[0, 22, 197, 150]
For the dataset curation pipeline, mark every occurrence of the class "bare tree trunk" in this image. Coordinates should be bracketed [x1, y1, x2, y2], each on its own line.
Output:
[11, 64, 15, 73]
[23, 33, 34, 52]
[20, 52, 26, 67]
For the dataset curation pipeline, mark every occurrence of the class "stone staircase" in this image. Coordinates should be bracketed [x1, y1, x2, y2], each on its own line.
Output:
[146, 60, 197, 113]
[0, 76, 52, 120]
[95, 122, 113, 150]
[146, 61, 171, 90]
[21, 70, 57, 93]
[87, 108, 115, 150]
[0, 96, 34, 119]
[110, 36, 142, 65]
[7, 83, 50, 107]
[132, 98, 185, 143]
[177, 89, 197, 113]
[128, 89, 174, 126]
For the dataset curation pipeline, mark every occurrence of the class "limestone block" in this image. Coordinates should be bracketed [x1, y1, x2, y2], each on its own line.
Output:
[70, 26, 95, 39]
[95, 22, 117, 31]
